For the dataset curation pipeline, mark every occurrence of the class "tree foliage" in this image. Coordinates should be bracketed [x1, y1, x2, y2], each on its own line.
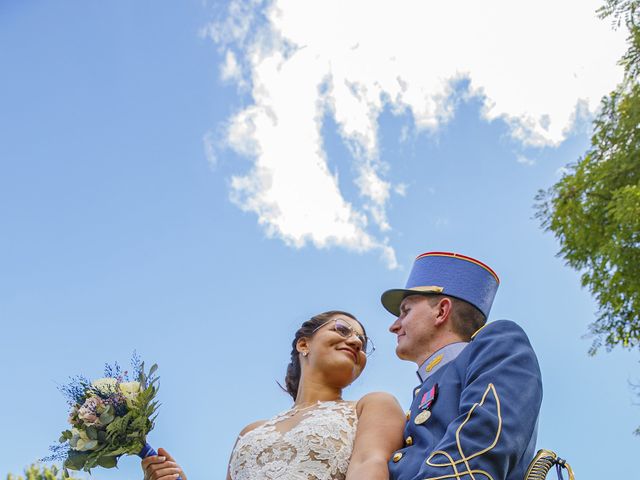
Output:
[536, 0, 640, 354]
[6, 464, 77, 480]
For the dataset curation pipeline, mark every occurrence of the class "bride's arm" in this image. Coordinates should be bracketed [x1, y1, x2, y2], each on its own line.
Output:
[346, 392, 405, 480]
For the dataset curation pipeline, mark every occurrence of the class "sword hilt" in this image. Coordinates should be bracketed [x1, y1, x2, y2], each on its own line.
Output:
[524, 449, 575, 480]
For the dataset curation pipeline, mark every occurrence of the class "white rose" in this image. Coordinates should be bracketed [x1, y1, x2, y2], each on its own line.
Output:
[118, 381, 141, 407]
[92, 377, 118, 394]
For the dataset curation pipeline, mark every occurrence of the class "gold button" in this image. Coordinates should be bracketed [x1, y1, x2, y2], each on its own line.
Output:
[414, 388, 420, 396]
[392, 452, 403, 463]
[405, 436, 413, 446]
[405, 410, 411, 420]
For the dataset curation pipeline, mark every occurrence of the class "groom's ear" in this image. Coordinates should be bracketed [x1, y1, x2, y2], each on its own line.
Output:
[434, 297, 453, 327]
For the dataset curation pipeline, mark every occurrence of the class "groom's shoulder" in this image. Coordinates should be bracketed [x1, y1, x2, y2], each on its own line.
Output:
[470, 319, 530, 343]
[462, 320, 538, 365]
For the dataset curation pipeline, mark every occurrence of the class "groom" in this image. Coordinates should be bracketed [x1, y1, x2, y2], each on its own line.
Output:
[381, 252, 542, 480]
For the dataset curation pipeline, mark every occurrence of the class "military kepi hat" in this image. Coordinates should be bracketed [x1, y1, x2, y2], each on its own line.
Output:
[381, 251, 500, 318]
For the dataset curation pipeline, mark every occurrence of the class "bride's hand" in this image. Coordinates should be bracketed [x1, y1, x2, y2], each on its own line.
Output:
[141, 447, 188, 480]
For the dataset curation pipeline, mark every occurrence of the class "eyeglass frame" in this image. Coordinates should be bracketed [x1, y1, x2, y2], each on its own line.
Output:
[311, 317, 375, 356]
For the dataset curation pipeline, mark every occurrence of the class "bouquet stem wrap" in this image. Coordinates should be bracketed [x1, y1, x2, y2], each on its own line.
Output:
[138, 442, 183, 480]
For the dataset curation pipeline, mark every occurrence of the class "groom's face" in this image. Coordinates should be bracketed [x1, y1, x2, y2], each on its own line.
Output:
[388, 294, 439, 364]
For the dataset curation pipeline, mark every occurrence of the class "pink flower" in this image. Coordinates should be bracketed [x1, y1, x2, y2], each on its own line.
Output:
[78, 396, 104, 425]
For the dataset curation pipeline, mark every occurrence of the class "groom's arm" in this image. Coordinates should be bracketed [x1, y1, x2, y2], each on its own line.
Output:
[408, 320, 542, 480]
[346, 392, 405, 480]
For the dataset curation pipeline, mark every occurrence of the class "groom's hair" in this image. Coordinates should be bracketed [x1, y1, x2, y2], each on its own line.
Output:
[424, 294, 486, 341]
[282, 310, 363, 400]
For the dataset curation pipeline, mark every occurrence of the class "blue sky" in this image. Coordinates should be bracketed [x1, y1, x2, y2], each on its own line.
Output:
[1, 1, 637, 478]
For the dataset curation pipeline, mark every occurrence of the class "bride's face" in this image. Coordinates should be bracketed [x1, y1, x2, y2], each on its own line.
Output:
[300, 315, 368, 388]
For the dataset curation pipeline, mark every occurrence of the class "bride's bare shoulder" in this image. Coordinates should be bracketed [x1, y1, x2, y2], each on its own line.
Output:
[355, 391, 402, 416]
[238, 419, 267, 437]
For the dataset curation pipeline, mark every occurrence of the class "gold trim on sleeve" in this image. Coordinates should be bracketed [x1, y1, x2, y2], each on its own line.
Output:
[424, 383, 502, 480]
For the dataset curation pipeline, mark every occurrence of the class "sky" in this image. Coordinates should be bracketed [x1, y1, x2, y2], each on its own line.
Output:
[0, 0, 637, 478]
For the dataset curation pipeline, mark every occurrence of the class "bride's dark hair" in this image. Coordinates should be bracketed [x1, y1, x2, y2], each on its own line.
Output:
[283, 310, 364, 400]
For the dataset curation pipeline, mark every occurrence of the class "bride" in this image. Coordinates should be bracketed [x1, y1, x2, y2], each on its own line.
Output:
[142, 310, 405, 479]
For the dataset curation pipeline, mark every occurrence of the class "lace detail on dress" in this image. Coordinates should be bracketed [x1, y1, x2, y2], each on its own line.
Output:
[229, 401, 358, 480]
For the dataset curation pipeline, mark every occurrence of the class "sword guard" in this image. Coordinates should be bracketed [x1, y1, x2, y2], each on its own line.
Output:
[524, 449, 575, 480]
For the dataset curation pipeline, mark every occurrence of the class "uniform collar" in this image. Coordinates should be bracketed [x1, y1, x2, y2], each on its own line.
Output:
[417, 341, 468, 383]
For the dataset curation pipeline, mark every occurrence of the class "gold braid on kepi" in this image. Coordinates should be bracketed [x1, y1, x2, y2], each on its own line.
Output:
[524, 449, 575, 480]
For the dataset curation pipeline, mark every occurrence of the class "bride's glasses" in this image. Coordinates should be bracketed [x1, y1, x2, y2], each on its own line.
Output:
[312, 318, 376, 356]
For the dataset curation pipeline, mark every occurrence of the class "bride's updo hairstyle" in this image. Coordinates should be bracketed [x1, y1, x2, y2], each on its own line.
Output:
[284, 310, 364, 401]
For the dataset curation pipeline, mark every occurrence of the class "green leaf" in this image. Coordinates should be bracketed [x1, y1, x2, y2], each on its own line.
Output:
[97, 429, 107, 442]
[100, 410, 115, 425]
[64, 452, 89, 470]
[58, 429, 73, 443]
[85, 426, 98, 440]
[97, 456, 118, 468]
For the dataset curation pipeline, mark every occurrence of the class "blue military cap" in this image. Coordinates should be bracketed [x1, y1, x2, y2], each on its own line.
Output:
[381, 251, 500, 318]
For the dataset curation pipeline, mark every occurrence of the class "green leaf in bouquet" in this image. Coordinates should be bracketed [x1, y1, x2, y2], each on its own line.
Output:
[139, 361, 146, 387]
[105, 415, 123, 434]
[99, 410, 115, 425]
[148, 364, 158, 377]
[108, 445, 135, 456]
[130, 415, 147, 430]
[82, 439, 98, 451]
[86, 444, 111, 469]
[84, 455, 99, 470]
[64, 452, 89, 470]
[59, 429, 73, 443]
[85, 426, 98, 440]
[106, 413, 133, 444]
[97, 456, 118, 468]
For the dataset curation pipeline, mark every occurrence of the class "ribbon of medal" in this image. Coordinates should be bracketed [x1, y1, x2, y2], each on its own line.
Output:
[419, 384, 438, 410]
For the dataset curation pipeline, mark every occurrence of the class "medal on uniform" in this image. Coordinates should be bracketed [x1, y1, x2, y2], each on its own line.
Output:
[414, 384, 438, 424]
[414, 409, 431, 424]
[418, 384, 438, 410]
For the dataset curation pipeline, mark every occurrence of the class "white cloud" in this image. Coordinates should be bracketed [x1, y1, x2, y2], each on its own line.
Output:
[205, 0, 625, 268]
[220, 50, 243, 84]
[516, 155, 536, 167]
[394, 183, 408, 197]
[203, 131, 217, 168]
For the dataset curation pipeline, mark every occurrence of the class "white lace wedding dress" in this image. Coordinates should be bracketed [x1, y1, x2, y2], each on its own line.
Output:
[229, 400, 358, 480]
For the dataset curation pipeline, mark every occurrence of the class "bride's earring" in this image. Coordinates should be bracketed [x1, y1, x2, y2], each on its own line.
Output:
[302, 351, 308, 357]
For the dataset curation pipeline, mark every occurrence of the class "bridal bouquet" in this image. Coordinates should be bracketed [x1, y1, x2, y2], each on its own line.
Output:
[46, 354, 162, 473]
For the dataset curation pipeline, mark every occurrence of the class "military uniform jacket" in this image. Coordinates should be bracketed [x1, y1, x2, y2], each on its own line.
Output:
[389, 320, 542, 480]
